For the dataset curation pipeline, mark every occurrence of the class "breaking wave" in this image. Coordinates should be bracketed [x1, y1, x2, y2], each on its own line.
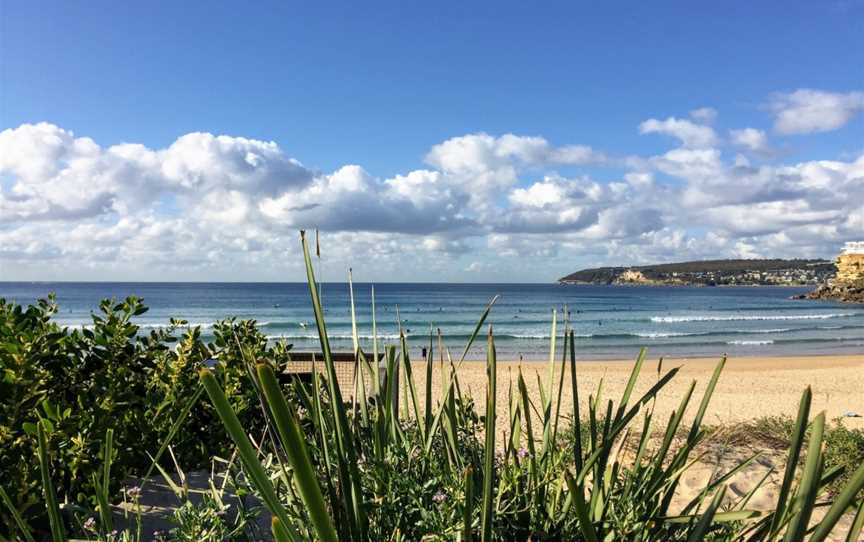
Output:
[651, 313, 858, 323]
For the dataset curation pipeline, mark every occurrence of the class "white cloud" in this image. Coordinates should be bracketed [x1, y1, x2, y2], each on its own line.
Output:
[1, 109, 862, 281]
[639, 116, 718, 148]
[729, 128, 770, 153]
[769, 89, 864, 135]
[689, 107, 717, 124]
[424, 133, 604, 196]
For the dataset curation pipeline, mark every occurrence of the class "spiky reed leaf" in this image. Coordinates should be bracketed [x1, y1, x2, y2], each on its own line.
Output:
[300, 230, 365, 540]
[480, 328, 497, 542]
[771, 386, 812, 534]
[256, 363, 338, 542]
[199, 368, 301, 542]
[783, 412, 825, 542]
[0, 485, 36, 542]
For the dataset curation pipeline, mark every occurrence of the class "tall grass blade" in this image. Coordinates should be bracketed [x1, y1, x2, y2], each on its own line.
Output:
[565, 470, 598, 542]
[300, 230, 366, 540]
[463, 466, 474, 542]
[272, 518, 293, 542]
[810, 457, 864, 542]
[614, 347, 646, 424]
[686, 356, 725, 443]
[349, 268, 360, 419]
[0, 485, 36, 542]
[93, 428, 114, 534]
[141, 384, 205, 486]
[770, 386, 812, 535]
[517, 370, 537, 476]
[548, 328, 569, 456]
[199, 368, 302, 542]
[686, 485, 727, 542]
[845, 497, 864, 542]
[568, 329, 582, 473]
[257, 363, 339, 542]
[425, 328, 434, 436]
[372, 284, 380, 397]
[400, 334, 423, 434]
[458, 295, 499, 364]
[783, 412, 825, 542]
[348, 268, 359, 355]
[480, 328, 497, 542]
[545, 308, 557, 407]
[36, 421, 65, 542]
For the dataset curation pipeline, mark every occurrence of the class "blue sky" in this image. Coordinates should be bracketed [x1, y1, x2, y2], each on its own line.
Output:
[1, 1, 863, 281]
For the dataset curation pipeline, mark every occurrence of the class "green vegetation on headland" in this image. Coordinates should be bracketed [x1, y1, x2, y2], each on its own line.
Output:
[559, 258, 835, 286]
[2, 236, 863, 541]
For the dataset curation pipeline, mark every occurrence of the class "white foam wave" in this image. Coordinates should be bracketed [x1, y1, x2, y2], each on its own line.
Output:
[652, 313, 855, 323]
[266, 333, 402, 340]
[727, 340, 774, 345]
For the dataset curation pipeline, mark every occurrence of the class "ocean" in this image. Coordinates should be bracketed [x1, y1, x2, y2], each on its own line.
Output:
[1, 282, 862, 361]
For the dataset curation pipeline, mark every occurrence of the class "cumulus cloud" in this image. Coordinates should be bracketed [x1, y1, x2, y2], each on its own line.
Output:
[639, 116, 718, 148]
[729, 128, 770, 154]
[424, 133, 605, 200]
[769, 89, 864, 135]
[0, 123, 313, 222]
[1, 107, 862, 280]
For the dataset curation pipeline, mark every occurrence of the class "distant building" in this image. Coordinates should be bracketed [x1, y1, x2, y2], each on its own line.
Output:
[841, 241, 864, 255]
[617, 269, 647, 283]
[836, 242, 864, 282]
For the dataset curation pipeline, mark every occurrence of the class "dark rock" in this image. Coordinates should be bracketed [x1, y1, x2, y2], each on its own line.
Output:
[804, 280, 864, 303]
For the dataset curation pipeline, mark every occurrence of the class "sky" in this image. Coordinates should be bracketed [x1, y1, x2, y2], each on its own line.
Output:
[1, 0, 863, 282]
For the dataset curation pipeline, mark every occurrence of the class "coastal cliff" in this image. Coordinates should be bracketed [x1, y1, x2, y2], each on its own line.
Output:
[805, 242, 864, 303]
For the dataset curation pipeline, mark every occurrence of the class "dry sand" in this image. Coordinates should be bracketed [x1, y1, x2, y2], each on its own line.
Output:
[411, 354, 864, 432]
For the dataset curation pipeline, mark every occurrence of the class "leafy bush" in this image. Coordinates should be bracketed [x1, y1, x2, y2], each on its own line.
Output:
[0, 294, 287, 535]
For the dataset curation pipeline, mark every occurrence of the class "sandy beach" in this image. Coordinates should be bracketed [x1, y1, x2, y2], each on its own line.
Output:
[412, 354, 864, 431]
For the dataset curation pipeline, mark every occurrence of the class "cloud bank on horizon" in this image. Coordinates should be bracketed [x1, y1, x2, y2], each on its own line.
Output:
[1, 88, 862, 282]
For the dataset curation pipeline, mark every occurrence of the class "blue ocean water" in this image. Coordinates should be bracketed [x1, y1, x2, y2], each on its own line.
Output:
[1, 282, 862, 360]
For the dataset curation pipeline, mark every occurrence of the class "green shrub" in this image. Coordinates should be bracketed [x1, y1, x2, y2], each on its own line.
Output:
[0, 295, 287, 536]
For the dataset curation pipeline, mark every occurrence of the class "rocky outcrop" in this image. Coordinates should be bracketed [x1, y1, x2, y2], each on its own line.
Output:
[805, 280, 864, 303]
[804, 242, 864, 303]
